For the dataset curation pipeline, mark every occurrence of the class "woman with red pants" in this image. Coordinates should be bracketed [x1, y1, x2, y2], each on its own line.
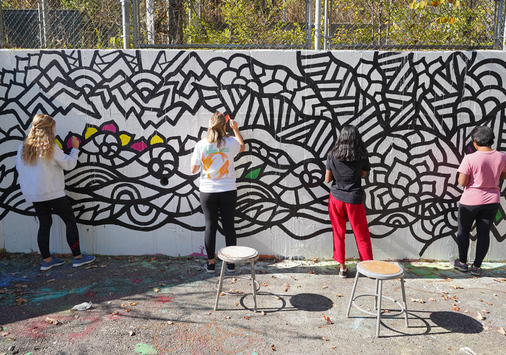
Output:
[325, 125, 373, 278]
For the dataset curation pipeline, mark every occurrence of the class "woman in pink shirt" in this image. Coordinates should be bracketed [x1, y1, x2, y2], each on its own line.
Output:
[453, 126, 506, 276]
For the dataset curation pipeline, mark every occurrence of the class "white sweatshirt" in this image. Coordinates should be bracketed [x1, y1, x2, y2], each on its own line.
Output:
[16, 144, 79, 203]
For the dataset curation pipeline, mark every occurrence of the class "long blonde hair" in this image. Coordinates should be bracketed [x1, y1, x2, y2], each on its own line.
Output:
[206, 111, 227, 148]
[20, 114, 56, 166]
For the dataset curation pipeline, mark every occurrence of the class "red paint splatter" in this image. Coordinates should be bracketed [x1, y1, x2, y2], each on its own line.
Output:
[132, 278, 143, 283]
[85, 291, 97, 297]
[157, 296, 172, 303]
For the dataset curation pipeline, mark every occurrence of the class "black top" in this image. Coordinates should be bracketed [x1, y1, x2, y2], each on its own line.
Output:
[326, 155, 370, 205]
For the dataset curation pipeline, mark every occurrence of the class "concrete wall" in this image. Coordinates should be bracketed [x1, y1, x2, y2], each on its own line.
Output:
[1, 49, 506, 261]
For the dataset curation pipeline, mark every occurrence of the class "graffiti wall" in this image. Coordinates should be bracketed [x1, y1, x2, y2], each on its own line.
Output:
[1, 49, 506, 261]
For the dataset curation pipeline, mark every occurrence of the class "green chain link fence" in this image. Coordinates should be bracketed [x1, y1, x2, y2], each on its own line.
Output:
[1, 0, 505, 50]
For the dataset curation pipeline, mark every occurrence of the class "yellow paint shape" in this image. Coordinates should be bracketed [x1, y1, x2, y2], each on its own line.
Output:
[85, 127, 98, 139]
[150, 134, 164, 145]
[361, 260, 401, 275]
[55, 139, 62, 149]
[120, 134, 131, 146]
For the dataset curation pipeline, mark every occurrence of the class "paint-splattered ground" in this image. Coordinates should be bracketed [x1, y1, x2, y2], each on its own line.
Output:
[0, 253, 505, 355]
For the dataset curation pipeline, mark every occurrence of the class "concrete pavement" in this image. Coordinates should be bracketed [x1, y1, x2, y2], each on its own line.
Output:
[1, 253, 505, 354]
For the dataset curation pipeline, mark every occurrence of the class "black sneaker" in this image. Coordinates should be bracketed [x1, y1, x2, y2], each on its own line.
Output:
[471, 265, 482, 276]
[226, 263, 235, 274]
[452, 259, 468, 272]
[206, 263, 215, 273]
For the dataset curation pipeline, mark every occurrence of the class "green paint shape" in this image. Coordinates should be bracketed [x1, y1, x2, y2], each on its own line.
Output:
[245, 168, 261, 179]
[135, 343, 157, 354]
[496, 209, 503, 222]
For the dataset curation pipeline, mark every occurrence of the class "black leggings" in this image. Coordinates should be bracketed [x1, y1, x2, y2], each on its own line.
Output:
[32, 196, 81, 259]
[457, 203, 499, 267]
[200, 190, 237, 260]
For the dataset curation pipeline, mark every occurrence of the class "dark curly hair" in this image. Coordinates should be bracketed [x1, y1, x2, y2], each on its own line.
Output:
[327, 125, 368, 162]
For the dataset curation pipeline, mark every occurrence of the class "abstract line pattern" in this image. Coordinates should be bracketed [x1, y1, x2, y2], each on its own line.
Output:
[1, 50, 506, 256]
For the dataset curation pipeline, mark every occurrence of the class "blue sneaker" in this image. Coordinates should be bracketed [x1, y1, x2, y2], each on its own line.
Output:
[73, 254, 96, 268]
[40, 257, 65, 271]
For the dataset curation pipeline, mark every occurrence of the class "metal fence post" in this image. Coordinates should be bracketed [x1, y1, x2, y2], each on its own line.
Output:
[146, 0, 155, 45]
[500, 0, 506, 50]
[120, 0, 131, 49]
[306, 0, 312, 49]
[314, 0, 321, 50]
[132, 0, 139, 48]
[323, 0, 329, 50]
[0, 0, 4, 48]
[38, 0, 48, 48]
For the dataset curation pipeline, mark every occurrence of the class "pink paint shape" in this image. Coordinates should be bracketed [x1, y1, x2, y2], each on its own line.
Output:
[131, 141, 147, 152]
[102, 124, 117, 132]
[66, 137, 81, 149]
[157, 296, 172, 303]
[191, 246, 207, 258]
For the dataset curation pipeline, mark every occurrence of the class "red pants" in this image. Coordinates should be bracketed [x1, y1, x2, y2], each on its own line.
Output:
[328, 194, 373, 264]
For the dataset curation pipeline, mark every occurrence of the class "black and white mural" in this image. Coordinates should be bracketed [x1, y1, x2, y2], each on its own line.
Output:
[1, 50, 506, 259]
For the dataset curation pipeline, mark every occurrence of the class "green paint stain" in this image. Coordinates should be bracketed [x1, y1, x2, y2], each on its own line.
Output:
[135, 343, 157, 354]
[245, 168, 261, 179]
[496, 209, 503, 222]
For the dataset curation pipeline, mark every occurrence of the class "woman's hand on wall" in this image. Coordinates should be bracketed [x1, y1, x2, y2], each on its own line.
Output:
[71, 136, 80, 149]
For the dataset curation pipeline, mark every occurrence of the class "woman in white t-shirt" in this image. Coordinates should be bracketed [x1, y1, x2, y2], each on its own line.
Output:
[190, 112, 245, 273]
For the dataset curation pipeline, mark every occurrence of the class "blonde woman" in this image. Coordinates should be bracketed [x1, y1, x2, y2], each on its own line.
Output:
[16, 114, 95, 270]
[190, 112, 245, 273]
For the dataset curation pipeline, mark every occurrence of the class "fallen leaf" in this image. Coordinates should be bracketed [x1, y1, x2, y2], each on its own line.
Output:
[410, 298, 425, 304]
[482, 309, 489, 314]
[271, 344, 276, 351]
[282, 283, 290, 292]
[129, 330, 135, 336]
[85, 265, 98, 269]
[112, 310, 119, 315]
[452, 306, 460, 311]
[313, 258, 319, 263]
[322, 336, 329, 341]
[153, 288, 160, 293]
[486, 302, 493, 306]
[324, 314, 332, 324]
[428, 298, 436, 302]
[167, 321, 174, 325]
[15, 298, 28, 305]
[244, 316, 250, 320]
[336, 294, 342, 298]
[235, 302, 240, 306]
[499, 327, 506, 335]
[331, 345, 337, 349]
[260, 311, 266, 316]
[262, 283, 268, 287]
[46, 279, 55, 283]
[476, 312, 485, 320]
[322, 285, 328, 289]
[130, 302, 137, 306]
[451, 285, 462, 289]
[45, 317, 60, 325]
[223, 316, 231, 319]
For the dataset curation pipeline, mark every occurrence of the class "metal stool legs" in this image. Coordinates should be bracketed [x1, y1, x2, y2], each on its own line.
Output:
[346, 261, 409, 337]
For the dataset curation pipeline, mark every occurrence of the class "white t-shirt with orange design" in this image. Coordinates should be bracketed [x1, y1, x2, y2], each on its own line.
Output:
[191, 136, 241, 193]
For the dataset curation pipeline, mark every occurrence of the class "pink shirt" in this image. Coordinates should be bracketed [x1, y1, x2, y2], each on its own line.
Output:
[458, 150, 506, 205]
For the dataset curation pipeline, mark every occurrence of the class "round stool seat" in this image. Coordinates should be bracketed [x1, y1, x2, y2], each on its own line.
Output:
[357, 260, 404, 280]
[218, 246, 259, 263]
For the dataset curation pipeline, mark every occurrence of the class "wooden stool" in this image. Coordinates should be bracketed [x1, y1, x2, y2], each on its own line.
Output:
[346, 260, 409, 337]
[214, 246, 260, 312]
